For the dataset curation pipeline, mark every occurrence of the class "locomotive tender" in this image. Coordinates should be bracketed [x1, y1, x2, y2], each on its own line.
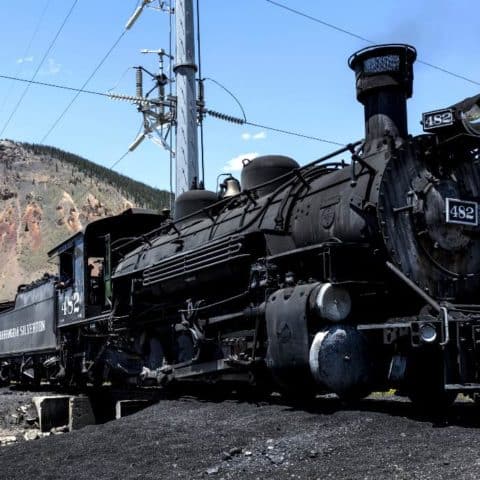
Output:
[1, 44, 480, 407]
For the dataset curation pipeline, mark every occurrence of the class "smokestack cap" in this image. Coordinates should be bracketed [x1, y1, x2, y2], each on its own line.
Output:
[348, 44, 417, 103]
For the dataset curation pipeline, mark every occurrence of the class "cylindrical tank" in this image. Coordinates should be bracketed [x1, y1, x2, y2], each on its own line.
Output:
[173, 189, 218, 222]
[241, 155, 299, 197]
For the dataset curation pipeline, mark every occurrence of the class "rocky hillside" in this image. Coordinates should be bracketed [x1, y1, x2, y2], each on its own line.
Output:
[0, 140, 170, 300]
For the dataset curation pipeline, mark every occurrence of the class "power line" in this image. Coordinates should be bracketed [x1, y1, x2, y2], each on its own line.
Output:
[245, 120, 344, 146]
[71, 121, 145, 201]
[265, 0, 371, 44]
[0, 74, 345, 146]
[206, 109, 344, 146]
[72, 121, 147, 201]
[204, 77, 247, 122]
[203, 77, 343, 145]
[39, 0, 146, 143]
[0, 0, 79, 137]
[0, 74, 109, 99]
[204, 77, 345, 144]
[83, 116, 152, 193]
[40, 30, 127, 143]
[108, 150, 131, 171]
[43, 146, 132, 228]
[264, 0, 480, 88]
[0, 0, 52, 114]
[415, 60, 480, 87]
[66, 147, 136, 202]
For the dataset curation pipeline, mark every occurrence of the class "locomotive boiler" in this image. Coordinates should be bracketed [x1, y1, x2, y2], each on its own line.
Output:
[1, 44, 480, 408]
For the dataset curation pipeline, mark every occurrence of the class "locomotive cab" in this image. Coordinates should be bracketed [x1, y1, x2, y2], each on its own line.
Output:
[48, 209, 165, 326]
[50, 232, 86, 326]
[50, 228, 111, 324]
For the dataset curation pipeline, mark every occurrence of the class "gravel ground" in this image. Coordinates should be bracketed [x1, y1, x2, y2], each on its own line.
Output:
[0, 387, 51, 442]
[1, 387, 480, 480]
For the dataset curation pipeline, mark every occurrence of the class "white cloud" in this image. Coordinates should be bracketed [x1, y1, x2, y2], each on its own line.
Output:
[241, 131, 266, 141]
[41, 58, 61, 76]
[47, 58, 61, 75]
[16, 56, 34, 64]
[253, 131, 266, 140]
[223, 152, 258, 172]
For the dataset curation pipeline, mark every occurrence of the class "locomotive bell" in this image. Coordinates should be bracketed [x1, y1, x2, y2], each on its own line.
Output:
[220, 176, 241, 198]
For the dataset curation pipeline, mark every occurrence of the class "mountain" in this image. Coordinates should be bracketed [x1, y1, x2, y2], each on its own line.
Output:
[0, 140, 171, 301]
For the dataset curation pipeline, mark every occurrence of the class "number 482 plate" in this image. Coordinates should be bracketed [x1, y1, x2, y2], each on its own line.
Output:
[422, 108, 454, 131]
[446, 198, 478, 226]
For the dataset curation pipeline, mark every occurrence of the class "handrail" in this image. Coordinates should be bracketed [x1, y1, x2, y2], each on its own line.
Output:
[112, 140, 363, 255]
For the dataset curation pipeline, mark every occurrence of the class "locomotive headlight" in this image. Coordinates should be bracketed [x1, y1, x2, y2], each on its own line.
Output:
[419, 323, 437, 344]
[461, 103, 480, 136]
[422, 93, 480, 137]
[314, 283, 352, 322]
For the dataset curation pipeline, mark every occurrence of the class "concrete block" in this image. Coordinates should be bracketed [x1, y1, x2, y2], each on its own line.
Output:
[0, 435, 17, 445]
[115, 399, 150, 419]
[69, 396, 95, 431]
[33, 396, 70, 433]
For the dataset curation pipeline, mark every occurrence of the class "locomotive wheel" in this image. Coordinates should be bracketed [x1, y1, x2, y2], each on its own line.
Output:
[235, 371, 274, 400]
[0, 364, 10, 387]
[407, 389, 457, 411]
[33, 363, 44, 388]
[337, 387, 372, 406]
[471, 393, 480, 407]
[405, 347, 456, 411]
[279, 385, 318, 405]
[89, 363, 108, 388]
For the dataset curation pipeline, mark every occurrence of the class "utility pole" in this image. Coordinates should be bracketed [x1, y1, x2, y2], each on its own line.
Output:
[118, 0, 200, 198]
[174, 0, 199, 195]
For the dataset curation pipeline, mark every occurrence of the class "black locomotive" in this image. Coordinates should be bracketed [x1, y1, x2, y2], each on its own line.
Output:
[1, 44, 480, 407]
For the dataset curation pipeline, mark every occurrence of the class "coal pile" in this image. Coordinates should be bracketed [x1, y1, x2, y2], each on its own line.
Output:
[2, 389, 480, 479]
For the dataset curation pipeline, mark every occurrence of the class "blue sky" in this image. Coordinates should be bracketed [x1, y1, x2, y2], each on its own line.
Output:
[0, 0, 478, 193]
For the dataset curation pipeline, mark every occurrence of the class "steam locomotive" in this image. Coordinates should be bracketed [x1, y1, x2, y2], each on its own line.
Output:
[1, 44, 480, 408]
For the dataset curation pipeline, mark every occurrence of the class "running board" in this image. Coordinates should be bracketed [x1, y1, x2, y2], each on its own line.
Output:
[173, 359, 232, 379]
[171, 357, 260, 381]
[445, 383, 480, 391]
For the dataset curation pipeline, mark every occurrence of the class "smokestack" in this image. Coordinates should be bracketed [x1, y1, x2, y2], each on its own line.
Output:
[348, 44, 417, 153]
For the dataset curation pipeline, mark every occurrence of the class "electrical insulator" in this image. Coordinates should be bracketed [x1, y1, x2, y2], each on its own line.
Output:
[136, 68, 143, 98]
[125, 5, 144, 30]
[207, 110, 245, 125]
[129, 132, 146, 152]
